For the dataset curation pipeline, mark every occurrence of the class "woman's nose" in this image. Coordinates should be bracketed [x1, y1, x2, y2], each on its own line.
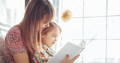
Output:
[45, 24, 49, 28]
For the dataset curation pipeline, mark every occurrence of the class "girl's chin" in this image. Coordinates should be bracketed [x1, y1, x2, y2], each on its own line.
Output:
[48, 45, 53, 48]
[48, 45, 52, 48]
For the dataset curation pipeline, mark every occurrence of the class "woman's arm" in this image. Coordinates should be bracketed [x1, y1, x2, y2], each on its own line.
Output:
[13, 53, 30, 63]
[5, 27, 30, 63]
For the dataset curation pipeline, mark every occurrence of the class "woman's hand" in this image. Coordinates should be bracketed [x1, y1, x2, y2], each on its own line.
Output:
[60, 54, 80, 63]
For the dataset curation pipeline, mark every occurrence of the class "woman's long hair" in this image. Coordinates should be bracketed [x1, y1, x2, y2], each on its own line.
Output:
[19, 0, 54, 62]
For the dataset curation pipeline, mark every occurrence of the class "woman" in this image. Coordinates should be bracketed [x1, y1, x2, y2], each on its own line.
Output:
[5, 0, 54, 63]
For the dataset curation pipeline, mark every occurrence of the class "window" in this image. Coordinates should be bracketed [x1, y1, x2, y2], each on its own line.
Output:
[55, 0, 120, 63]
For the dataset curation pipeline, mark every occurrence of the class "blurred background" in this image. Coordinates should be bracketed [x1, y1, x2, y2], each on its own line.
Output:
[0, 0, 120, 63]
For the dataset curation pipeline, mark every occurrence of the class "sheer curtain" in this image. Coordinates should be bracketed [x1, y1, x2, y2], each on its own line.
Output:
[0, 0, 25, 37]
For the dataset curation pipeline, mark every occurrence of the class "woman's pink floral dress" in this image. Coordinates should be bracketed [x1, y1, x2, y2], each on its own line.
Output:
[4, 26, 27, 63]
[4, 26, 55, 63]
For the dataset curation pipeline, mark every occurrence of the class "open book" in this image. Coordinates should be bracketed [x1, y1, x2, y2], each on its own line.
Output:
[47, 41, 86, 63]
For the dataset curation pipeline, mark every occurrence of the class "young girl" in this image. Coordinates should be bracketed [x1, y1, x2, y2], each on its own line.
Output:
[31, 22, 61, 63]
[34, 22, 80, 63]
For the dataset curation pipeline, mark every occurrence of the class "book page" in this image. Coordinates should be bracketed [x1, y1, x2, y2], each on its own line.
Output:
[47, 42, 85, 63]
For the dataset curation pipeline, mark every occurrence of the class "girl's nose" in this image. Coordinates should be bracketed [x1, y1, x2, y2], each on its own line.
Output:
[54, 38, 58, 42]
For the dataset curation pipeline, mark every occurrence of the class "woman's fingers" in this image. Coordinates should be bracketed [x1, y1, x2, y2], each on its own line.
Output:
[60, 54, 80, 63]
[64, 54, 70, 60]
[66, 54, 70, 58]
[71, 54, 80, 62]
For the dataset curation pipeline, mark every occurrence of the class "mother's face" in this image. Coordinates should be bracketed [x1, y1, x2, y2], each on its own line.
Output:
[39, 16, 52, 31]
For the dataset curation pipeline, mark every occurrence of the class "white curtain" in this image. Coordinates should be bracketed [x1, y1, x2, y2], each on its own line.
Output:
[0, 0, 25, 36]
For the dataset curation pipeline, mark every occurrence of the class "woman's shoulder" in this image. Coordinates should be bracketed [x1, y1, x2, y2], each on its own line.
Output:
[7, 25, 21, 34]
[9, 25, 20, 32]
[5, 25, 22, 43]
[5, 25, 27, 55]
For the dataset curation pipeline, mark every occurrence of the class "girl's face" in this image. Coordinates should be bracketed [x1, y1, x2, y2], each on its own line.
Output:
[42, 28, 60, 47]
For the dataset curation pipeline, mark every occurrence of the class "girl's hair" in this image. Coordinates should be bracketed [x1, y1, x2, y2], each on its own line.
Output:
[42, 22, 61, 35]
[18, 0, 54, 62]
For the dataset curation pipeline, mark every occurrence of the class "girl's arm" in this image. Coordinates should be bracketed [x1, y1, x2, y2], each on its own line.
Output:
[13, 53, 30, 63]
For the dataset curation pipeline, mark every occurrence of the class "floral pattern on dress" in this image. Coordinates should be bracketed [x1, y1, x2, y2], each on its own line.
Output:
[4, 26, 27, 63]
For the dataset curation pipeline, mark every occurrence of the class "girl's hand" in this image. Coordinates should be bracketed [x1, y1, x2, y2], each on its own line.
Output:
[60, 54, 80, 63]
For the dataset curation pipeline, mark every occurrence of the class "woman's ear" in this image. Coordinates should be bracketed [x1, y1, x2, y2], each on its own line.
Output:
[42, 34, 47, 39]
[41, 35, 45, 38]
